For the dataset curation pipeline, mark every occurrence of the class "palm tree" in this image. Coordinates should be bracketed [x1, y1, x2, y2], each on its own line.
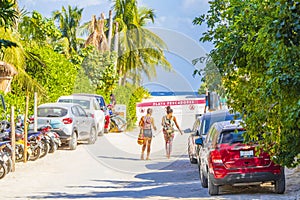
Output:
[0, 0, 18, 52]
[0, 0, 18, 29]
[0, 2, 45, 95]
[113, 0, 171, 86]
[52, 5, 83, 54]
[84, 13, 109, 52]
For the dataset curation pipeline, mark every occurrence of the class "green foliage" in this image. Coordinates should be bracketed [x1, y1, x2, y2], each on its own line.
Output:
[73, 67, 95, 94]
[193, 56, 224, 96]
[81, 49, 118, 94]
[52, 5, 83, 53]
[0, 0, 18, 29]
[194, 0, 300, 167]
[113, 83, 150, 130]
[0, 91, 27, 118]
[19, 11, 61, 45]
[25, 44, 78, 103]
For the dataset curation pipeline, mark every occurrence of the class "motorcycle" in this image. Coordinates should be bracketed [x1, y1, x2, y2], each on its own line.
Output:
[0, 141, 12, 173]
[0, 120, 34, 162]
[28, 118, 61, 154]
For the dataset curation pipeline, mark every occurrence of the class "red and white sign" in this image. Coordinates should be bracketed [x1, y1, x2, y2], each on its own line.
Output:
[136, 99, 205, 107]
[136, 97, 206, 127]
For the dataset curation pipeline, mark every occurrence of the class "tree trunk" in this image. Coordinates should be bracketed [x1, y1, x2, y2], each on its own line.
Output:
[107, 10, 113, 51]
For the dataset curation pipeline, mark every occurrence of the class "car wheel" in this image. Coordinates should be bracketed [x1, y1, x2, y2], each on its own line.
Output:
[69, 131, 78, 150]
[208, 174, 219, 195]
[88, 127, 97, 144]
[98, 124, 104, 136]
[200, 165, 208, 188]
[274, 168, 285, 194]
[188, 143, 197, 164]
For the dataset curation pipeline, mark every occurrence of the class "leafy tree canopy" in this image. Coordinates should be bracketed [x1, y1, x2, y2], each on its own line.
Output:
[25, 44, 78, 103]
[81, 49, 118, 95]
[194, 0, 300, 167]
[19, 10, 61, 45]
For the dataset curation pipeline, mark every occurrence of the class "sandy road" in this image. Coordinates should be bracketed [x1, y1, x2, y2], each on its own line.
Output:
[0, 128, 299, 200]
[0, 99, 299, 200]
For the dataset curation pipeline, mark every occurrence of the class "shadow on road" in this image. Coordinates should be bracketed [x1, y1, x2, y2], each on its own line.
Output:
[26, 155, 299, 200]
[27, 158, 210, 199]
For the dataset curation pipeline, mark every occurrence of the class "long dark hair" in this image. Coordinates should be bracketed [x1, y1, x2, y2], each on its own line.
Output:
[166, 106, 173, 114]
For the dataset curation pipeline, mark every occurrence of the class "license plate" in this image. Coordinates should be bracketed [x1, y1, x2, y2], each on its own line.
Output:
[240, 150, 254, 158]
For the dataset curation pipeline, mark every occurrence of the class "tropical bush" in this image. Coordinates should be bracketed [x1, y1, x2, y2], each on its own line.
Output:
[114, 83, 150, 130]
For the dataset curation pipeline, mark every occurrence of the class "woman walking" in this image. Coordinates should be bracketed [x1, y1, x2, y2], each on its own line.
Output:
[139, 108, 157, 160]
[162, 106, 183, 159]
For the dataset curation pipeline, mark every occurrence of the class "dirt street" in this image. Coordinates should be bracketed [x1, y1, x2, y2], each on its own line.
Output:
[0, 129, 299, 200]
[0, 96, 299, 200]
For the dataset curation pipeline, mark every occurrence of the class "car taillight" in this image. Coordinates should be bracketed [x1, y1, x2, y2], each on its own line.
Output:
[210, 150, 223, 165]
[62, 118, 73, 124]
[209, 150, 226, 178]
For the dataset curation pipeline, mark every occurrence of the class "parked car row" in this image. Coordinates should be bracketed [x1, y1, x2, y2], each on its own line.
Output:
[187, 110, 285, 196]
[0, 93, 110, 180]
[36, 93, 108, 150]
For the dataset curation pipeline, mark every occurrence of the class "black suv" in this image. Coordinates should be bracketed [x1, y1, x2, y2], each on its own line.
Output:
[188, 110, 240, 164]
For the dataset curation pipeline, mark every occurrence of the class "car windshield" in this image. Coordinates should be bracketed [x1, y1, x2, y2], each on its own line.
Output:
[38, 107, 68, 117]
[203, 113, 241, 135]
[218, 130, 245, 144]
[58, 99, 90, 109]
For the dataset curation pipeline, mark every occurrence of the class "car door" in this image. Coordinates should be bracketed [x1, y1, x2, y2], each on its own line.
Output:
[76, 105, 90, 140]
[70, 106, 84, 137]
[200, 125, 218, 176]
[91, 98, 104, 133]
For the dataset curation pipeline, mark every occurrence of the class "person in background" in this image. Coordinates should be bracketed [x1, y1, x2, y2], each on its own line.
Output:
[110, 94, 116, 108]
[139, 108, 157, 160]
[162, 106, 183, 159]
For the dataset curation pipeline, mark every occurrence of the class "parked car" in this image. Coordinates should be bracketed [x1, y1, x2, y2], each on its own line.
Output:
[196, 120, 285, 195]
[36, 103, 97, 150]
[188, 110, 240, 164]
[72, 93, 107, 110]
[72, 93, 110, 133]
[57, 95, 105, 135]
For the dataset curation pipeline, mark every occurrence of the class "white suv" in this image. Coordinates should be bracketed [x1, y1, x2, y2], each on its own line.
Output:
[57, 95, 105, 135]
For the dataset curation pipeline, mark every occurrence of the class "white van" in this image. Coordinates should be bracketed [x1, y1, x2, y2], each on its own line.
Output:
[57, 95, 105, 135]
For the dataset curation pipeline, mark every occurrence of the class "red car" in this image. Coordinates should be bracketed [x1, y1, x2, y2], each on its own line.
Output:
[196, 120, 285, 195]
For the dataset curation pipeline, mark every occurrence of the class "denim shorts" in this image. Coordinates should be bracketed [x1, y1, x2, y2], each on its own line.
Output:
[143, 129, 152, 138]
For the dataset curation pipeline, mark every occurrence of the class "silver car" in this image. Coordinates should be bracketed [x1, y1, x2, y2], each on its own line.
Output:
[57, 95, 105, 136]
[36, 103, 97, 150]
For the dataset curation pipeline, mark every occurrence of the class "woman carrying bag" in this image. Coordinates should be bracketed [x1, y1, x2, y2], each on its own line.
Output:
[139, 108, 157, 160]
[162, 106, 183, 159]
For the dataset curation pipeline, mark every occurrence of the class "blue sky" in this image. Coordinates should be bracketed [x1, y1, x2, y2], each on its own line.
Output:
[18, 0, 212, 92]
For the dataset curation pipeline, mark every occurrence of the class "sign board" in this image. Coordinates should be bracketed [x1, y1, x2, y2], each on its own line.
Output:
[136, 96, 206, 128]
[115, 104, 126, 119]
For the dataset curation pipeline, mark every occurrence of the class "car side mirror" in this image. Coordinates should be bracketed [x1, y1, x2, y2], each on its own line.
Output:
[195, 137, 203, 146]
